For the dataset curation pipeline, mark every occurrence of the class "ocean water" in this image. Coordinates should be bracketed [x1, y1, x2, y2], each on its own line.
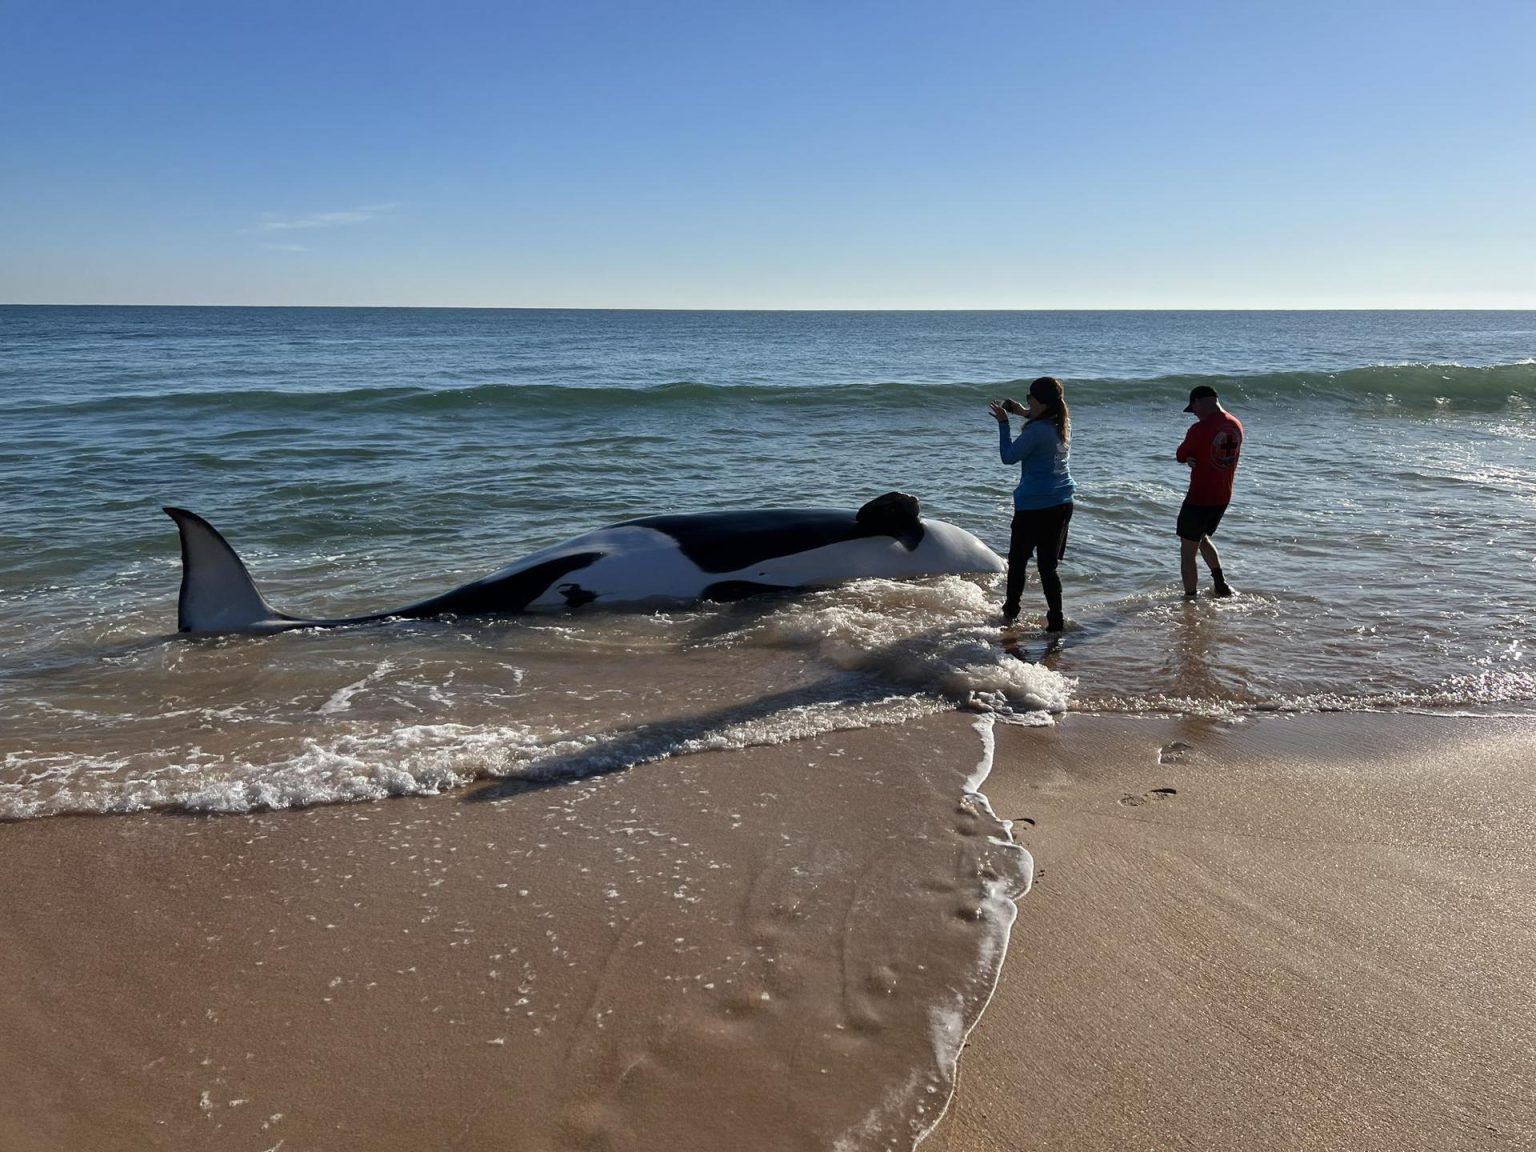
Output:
[1, 306, 1534, 820]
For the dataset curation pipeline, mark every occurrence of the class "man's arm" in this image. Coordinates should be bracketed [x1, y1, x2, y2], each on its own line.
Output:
[1175, 425, 1197, 464]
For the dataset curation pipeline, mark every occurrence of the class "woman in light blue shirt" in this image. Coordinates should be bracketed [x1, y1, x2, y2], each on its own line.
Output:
[987, 375, 1076, 631]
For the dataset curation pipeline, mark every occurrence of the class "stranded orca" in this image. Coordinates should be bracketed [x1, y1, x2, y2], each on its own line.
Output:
[165, 492, 1003, 635]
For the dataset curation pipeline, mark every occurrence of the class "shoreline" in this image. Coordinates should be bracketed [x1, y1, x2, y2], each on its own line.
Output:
[0, 713, 1023, 1152]
[1, 710, 1532, 1150]
[926, 710, 1536, 1152]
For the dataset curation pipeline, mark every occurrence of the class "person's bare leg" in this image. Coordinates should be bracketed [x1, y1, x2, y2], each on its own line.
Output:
[1180, 538, 1200, 597]
[1199, 537, 1232, 596]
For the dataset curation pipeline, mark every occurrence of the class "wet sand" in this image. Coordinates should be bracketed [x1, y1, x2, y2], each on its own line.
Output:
[2, 711, 1532, 1151]
[0, 713, 1024, 1152]
[926, 712, 1536, 1152]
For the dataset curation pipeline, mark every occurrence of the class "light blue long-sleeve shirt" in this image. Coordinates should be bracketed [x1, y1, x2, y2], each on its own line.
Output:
[999, 418, 1076, 510]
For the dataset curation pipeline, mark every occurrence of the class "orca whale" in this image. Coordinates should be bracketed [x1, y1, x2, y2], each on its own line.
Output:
[165, 492, 1003, 634]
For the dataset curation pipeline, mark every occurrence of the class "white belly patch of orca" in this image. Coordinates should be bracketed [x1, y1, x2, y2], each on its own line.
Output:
[165, 491, 1003, 635]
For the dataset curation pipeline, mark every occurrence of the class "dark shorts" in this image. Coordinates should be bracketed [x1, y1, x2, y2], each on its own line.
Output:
[1176, 501, 1228, 542]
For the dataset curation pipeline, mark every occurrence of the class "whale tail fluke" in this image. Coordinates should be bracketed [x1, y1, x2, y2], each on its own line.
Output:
[164, 508, 297, 634]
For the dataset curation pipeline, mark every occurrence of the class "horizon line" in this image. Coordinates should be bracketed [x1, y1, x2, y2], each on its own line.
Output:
[3, 303, 1534, 313]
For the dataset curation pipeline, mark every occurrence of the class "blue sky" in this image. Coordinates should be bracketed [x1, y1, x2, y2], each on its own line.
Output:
[2, 0, 1532, 307]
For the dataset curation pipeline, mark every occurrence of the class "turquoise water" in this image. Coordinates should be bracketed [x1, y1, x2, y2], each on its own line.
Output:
[1, 307, 1533, 817]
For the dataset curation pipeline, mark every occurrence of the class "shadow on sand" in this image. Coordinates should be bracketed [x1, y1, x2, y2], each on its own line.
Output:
[463, 670, 909, 804]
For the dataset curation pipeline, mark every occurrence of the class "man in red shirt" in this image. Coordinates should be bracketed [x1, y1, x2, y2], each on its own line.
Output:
[1175, 385, 1243, 599]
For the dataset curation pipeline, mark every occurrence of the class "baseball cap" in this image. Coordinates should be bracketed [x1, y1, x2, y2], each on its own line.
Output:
[1183, 385, 1218, 413]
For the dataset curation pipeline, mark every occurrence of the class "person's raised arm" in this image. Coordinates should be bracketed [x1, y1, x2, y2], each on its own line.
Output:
[997, 404, 1040, 466]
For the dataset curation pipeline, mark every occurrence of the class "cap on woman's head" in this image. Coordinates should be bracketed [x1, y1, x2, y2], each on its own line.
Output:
[1184, 385, 1218, 412]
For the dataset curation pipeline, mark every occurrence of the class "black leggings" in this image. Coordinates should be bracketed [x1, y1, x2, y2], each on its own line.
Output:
[1004, 502, 1074, 616]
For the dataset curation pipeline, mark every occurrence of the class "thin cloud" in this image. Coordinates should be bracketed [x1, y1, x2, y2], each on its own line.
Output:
[257, 202, 400, 231]
[263, 242, 310, 252]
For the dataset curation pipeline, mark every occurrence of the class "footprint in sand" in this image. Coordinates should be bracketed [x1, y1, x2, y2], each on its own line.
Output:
[1119, 787, 1178, 807]
[1158, 741, 1194, 764]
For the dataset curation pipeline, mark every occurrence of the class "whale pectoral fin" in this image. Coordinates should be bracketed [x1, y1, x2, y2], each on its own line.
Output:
[558, 583, 597, 608]
[164, 507, 295, 633]
[701, 580, 791, 602]
[399, 552, 604, 618]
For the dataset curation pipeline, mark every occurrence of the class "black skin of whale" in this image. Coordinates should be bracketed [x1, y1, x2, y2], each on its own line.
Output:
[165, 492, 960, 632]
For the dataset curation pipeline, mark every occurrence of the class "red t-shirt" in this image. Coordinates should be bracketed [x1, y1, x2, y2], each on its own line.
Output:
[1176, 411, 1243, 505]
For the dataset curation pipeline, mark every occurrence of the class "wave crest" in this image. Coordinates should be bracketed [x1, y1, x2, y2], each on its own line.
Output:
[15, 360, 1536, 419]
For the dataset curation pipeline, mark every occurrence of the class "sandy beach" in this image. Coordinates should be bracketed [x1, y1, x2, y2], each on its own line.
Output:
[0, 713, 1024, 1152]
[2, 710, 1532, 1151]
[927, 712, 1536, 1152]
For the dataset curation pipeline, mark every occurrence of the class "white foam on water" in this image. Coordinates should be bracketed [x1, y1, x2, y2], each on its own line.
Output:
[0, 685, 956, 819]
[0, 722, 561, 819]
[753, 576, 1074, 715]
[318, 659, 397, 714]
[916, 716, 1033, 1142]
[834, 714, 1033, 1151]
[508, 692, 949, 787]
[2, 572, 1076, 820]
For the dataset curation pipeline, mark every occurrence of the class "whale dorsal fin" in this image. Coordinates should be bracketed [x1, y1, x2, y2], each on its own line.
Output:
[855, 491, 925, 550]
[164, 507, 295, 633]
